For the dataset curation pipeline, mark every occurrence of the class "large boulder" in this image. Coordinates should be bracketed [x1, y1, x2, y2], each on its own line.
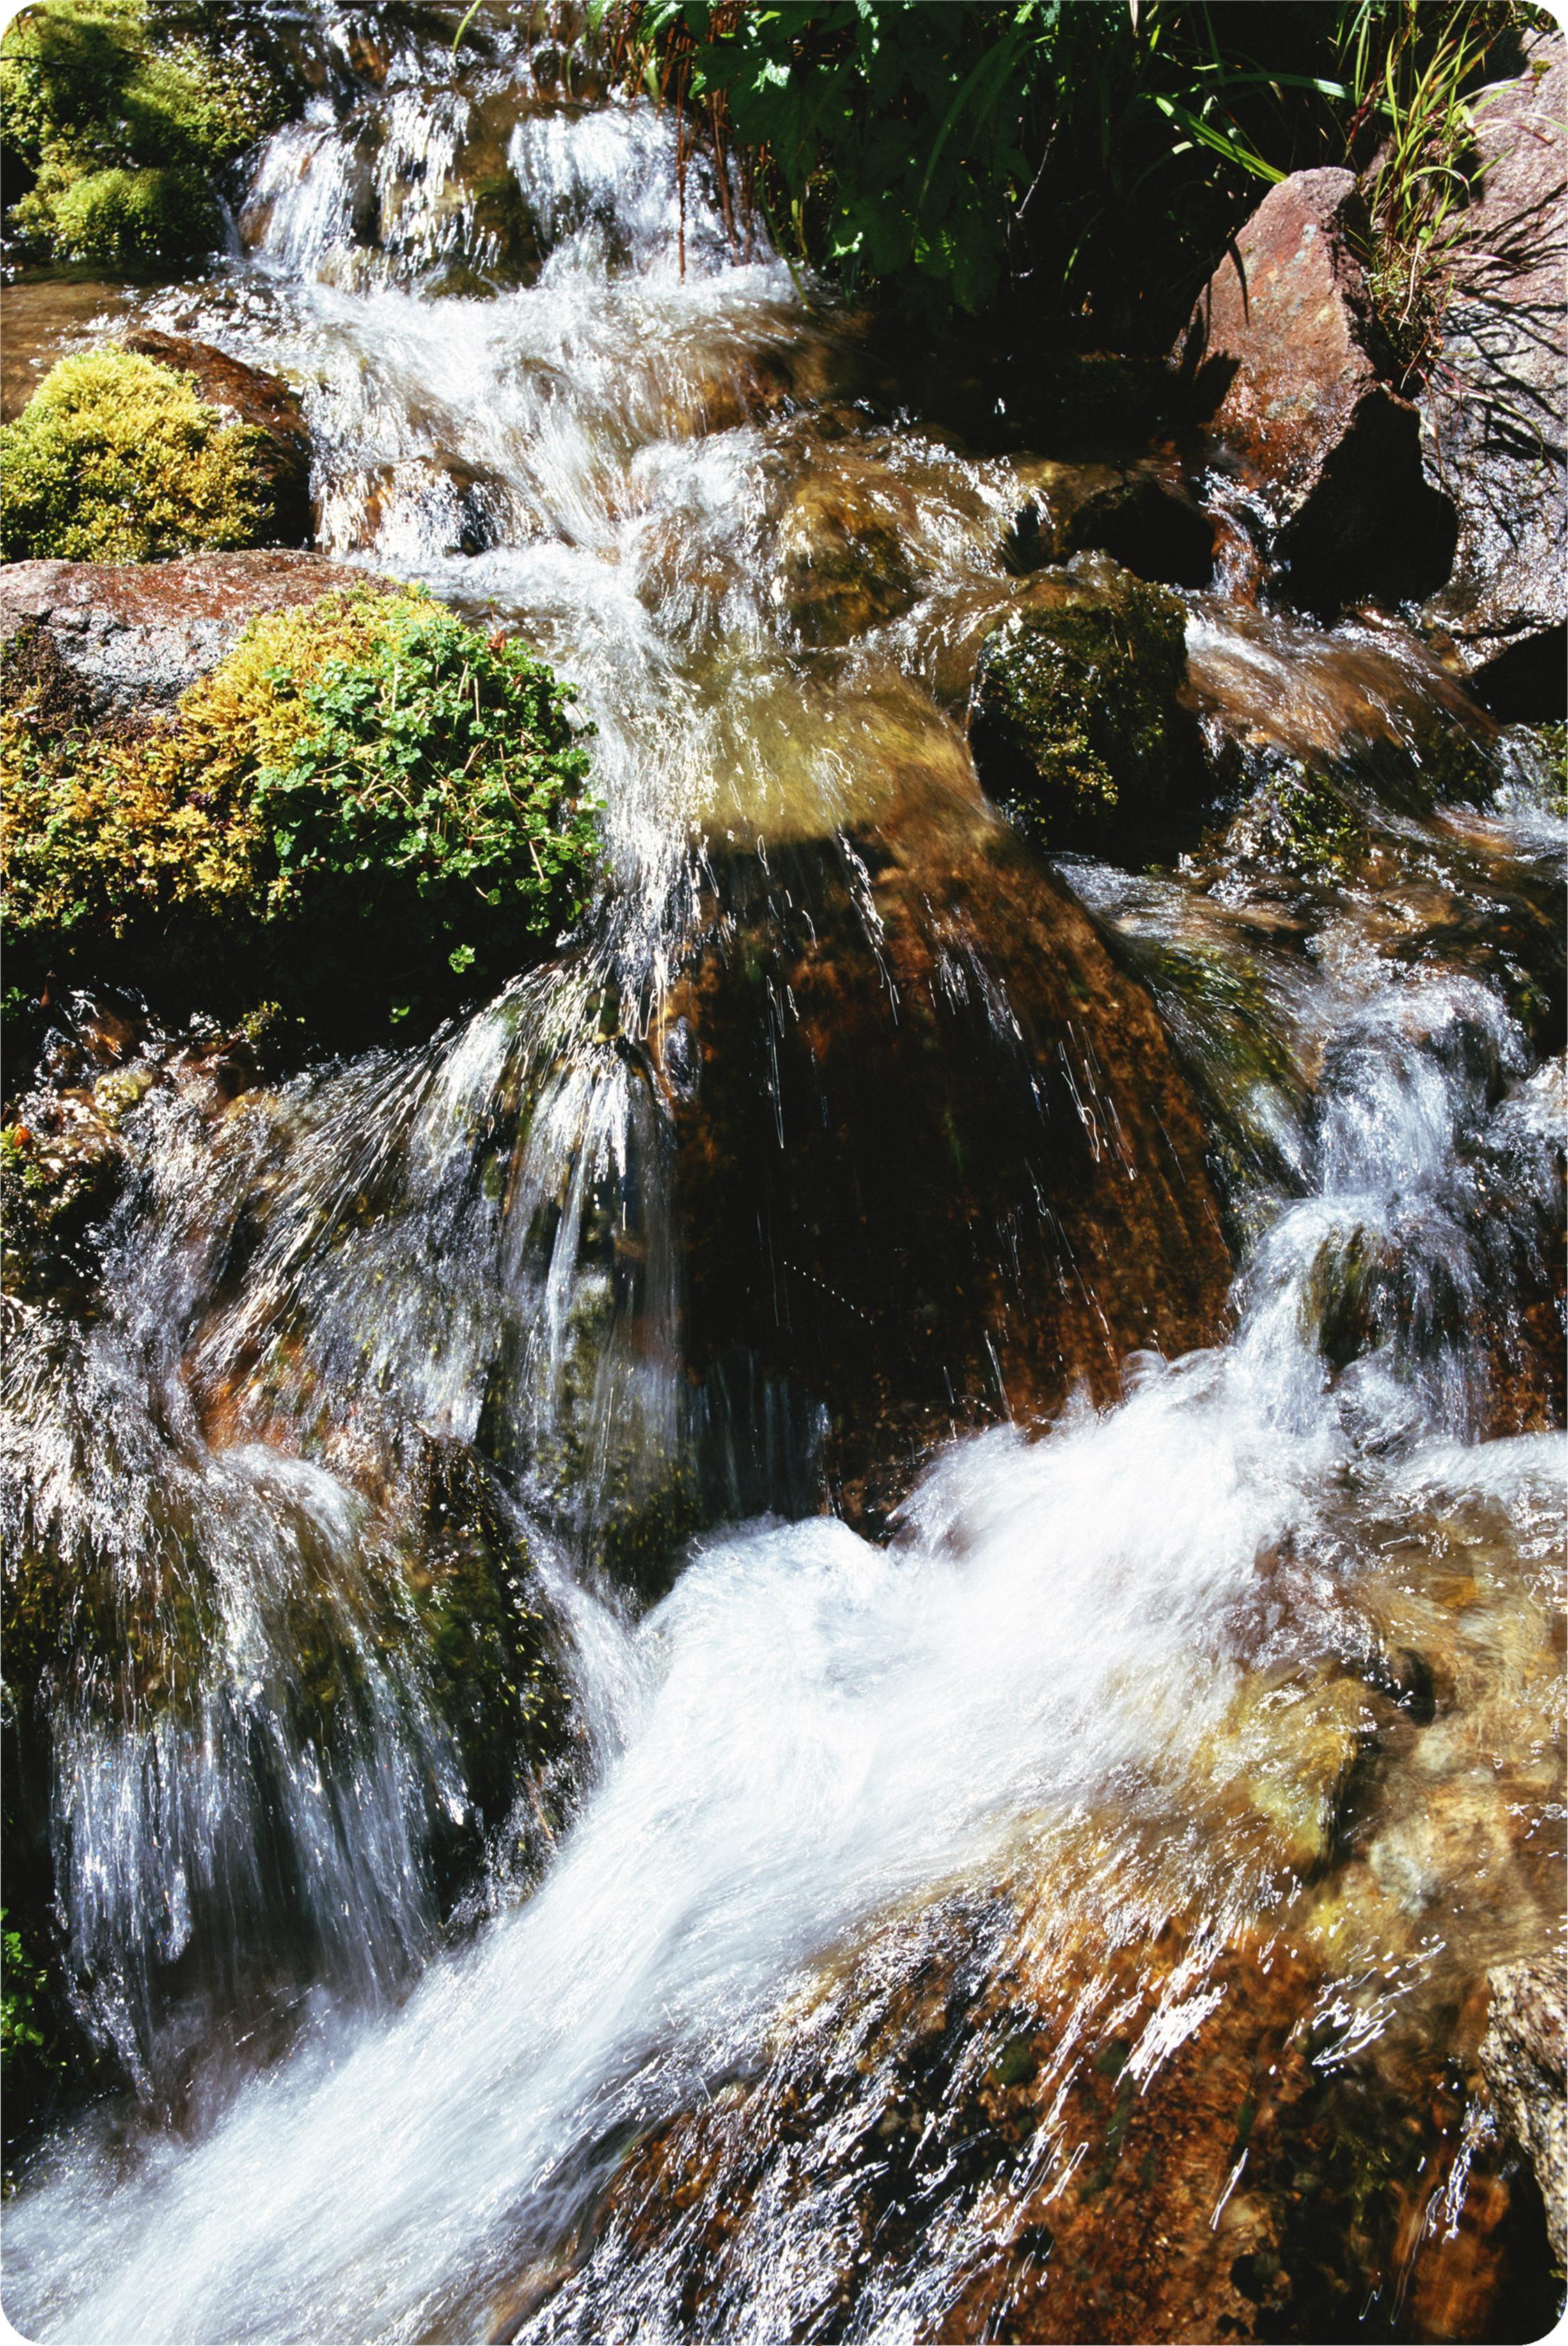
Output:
[0, 550, 389, 719]
[122, 331, 315, 547]
[1418, 37, 1567, 716]
[1176, 169, 1456, 613]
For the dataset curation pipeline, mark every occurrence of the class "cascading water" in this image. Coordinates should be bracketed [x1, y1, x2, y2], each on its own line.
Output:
[3, 6, 1563, 2340]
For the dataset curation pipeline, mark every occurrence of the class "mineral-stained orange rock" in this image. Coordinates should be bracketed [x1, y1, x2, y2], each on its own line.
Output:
[656, 766, 1232, 1525]
[503, 1888, 1560, 2345]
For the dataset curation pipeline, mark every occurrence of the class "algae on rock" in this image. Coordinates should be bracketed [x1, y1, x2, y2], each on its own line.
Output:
[968, 552, 1202, 852]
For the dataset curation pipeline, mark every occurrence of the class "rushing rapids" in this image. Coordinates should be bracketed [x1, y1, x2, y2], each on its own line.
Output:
[2, 6, 1564, 2342]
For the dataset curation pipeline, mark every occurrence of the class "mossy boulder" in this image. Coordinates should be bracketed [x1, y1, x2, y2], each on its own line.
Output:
[968, 552, 1204, 852]
[1, 579, 602, 1047]
[123, 329, 313, 546]
[1, 0, 280, 268]
[0, 348, 285, 562]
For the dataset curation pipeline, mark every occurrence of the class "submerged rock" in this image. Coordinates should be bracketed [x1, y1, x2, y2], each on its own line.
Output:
[968, 552, 1205, 853]
[656, 744, 1230, 1526]
[1177, 169, 1456, 613]
[1418, 38, 1567, 717]
[1005, 456, 1216, 589]
[511, 1888, 1557, 2346]
[0, 550, 392, 717]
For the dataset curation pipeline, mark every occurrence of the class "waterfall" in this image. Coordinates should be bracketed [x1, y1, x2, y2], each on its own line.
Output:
[3, 6, 1562, 2340]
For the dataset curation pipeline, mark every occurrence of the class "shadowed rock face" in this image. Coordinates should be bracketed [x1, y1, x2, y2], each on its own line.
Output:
[0, 550, 390, 716]
[1177, 169, 1457, 616]
[1418, 38, 1567, 717]
[655, 765, 1232, 1529]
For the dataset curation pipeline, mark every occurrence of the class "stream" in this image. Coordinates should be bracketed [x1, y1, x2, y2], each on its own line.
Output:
[3, 7, 1564, 2341]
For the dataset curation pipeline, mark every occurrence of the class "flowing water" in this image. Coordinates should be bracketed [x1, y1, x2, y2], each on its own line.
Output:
[3, 6, 1565, 2340]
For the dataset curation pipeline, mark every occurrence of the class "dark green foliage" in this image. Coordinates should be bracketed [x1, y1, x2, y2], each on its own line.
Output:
[0, 0, 280, 266]
[613, 1, 1543, 345]
[1, 1910, 50, 2074]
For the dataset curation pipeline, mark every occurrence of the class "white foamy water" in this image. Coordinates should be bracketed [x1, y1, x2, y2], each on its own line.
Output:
[4, 9, 1564, 2340]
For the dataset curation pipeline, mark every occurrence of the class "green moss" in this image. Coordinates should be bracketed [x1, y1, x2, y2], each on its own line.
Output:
[1, 0, 279, 267]
[1, 585, 603, 1047]
[0, 348, 273, 561]
[29, 160, 219, 266]
[1223, 757, 1370, 881]
[971, 558, 1193, 847]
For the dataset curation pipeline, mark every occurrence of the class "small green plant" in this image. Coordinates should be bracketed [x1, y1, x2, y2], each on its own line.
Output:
[0, 0, 277, 267]
[1, 1909, 53, 2076]
[0, 349, 274, 562]
[1, 587, 604, 1044]
[1339, 0, 1508, 389]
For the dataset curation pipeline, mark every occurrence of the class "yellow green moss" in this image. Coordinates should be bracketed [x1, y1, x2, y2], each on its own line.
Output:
[1, 586, 602, 1044]
[0, 349, 274, 561]
[1, 0, 277, 267]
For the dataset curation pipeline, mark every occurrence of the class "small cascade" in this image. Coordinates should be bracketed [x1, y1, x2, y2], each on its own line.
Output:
[2, 3, 1562, 2338]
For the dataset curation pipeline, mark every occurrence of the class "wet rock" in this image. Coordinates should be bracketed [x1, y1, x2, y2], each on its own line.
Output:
[968, 552, 1205, 852]
[325, 454, 520, 558]
[770, 448, 924, 646]
[1419, 38, 1567, 716]
[1221, 1673, 1374, 1878]
[1006, 457, 1215, 588]
[1481, 1960, 1567, 2271]
[656, 752, 1230, 1527]
[121, 331, 314, 547]
[523, 1891, 1552, 2346]
[1177, 169, 1456, 613]
[0, 550, 395, 719]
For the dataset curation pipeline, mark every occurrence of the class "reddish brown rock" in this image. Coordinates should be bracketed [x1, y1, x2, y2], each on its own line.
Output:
[505, 1896, 1555, 2346]
[123, 330, 314, 547]
[655, 760, 1231, 1529]
[1177, 168, 1455, 613]
[1419, 36, 1567, 716]
[0, 550, 397, 718]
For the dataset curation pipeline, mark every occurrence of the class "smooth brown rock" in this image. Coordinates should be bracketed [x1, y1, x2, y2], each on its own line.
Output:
[1419, 37, 1568, 715]
[655, 758, 1231, 1529]
[123, 329, 314, 547]
[1177, 169, 1455, 612]
[0, 551, 396, 717]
